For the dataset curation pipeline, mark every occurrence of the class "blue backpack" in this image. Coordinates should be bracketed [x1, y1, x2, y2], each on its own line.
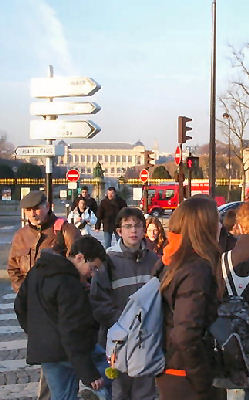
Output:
[106, 277, 165, 377]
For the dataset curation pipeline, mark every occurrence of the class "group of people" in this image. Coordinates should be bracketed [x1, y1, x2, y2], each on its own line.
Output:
[6, 187, 249, 400]
[67, 185, 127, 248]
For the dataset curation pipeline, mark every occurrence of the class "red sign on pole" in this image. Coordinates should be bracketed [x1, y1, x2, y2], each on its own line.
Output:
[140, 169, 149, 183]
[175, 146, 182, 165]
[66, 169, 80, 182]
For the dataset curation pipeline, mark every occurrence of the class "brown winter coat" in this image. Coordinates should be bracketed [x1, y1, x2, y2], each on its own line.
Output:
[160, 255, 218, 399]
[8, 213, 81, 292]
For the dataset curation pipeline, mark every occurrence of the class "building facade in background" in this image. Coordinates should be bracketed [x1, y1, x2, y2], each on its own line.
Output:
[56, 140, 158, 178]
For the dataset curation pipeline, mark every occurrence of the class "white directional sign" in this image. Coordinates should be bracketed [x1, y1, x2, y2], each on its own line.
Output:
[30, 120, 100, 140]
[30, 101, 101, 116]
[15, 144, 65, 157]
[31, 77, 100, 98]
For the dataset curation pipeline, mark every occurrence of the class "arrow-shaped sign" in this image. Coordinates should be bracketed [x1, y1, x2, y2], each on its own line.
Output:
[30, 101, 101, 116]
[30, 120, 101, 140]
[31, 77, 101, 98]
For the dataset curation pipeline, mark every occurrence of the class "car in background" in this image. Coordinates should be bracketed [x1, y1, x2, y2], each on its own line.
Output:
[218, 201, 243, 223]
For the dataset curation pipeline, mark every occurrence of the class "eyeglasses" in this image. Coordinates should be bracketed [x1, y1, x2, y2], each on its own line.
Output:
[121, 223, 144, 230]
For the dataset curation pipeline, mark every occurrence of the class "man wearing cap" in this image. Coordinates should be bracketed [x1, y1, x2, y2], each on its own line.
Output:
[8, 190, 81, 293]
[7, 190, 81, 400]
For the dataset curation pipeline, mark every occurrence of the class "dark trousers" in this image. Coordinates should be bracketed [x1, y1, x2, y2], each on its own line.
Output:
[156, 374, 226, 400]
[112, 371, 156, 400]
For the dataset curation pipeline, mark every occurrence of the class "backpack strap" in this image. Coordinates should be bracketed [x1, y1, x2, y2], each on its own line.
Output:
[221, 251, 238, 296]
[53, 217, 67, 256]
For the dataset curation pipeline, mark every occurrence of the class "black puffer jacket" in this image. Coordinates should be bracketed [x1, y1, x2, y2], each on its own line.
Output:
[14, 250, 100, 385]
[95, 195, 127, 232]
[161, 255, 218, 396]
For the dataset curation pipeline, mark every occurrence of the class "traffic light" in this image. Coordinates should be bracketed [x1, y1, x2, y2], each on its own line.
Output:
[186, 156, 199, 170]
[144, 150, 155, 169]
[178, 116, 192, 144]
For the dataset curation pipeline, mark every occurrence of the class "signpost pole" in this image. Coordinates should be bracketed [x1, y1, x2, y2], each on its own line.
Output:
[188, 152, 192, 198]
[143, 183, 148, 215]
[45, 65, 56, 211]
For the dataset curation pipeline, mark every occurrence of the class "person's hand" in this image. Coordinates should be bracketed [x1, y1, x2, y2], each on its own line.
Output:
[91, 377, 104, 391]
[76, 217, 81, 222]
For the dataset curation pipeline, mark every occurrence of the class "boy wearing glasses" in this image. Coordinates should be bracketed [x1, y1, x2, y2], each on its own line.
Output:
[90, 207, 158, 400]
[14, 236, 106, 400]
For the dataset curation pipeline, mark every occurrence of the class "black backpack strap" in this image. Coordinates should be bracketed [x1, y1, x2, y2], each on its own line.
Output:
[221, 251, 238, 296]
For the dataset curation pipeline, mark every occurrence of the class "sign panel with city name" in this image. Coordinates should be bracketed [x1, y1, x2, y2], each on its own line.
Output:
[30, 101, 101, 116]
[31, 77, 100, 98]
[30, 120, 100, 140]
[15, 144, 65, 157]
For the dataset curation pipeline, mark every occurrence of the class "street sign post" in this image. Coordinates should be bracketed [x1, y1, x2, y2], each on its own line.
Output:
[30, 101, 101, 116]
[175, 146, 182, 165]
[31, 76, 100, 98]
[140, 169, 149, 183]
[15, 144, 64, 157]
[30, 120, 100, 140]
[66, 169, 80, 182]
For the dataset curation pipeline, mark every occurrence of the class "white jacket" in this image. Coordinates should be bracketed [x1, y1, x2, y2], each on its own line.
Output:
[68, 207, 97, 236]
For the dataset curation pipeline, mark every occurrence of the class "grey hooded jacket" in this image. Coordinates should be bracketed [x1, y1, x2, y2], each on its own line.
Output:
[90, 239, 158, 346]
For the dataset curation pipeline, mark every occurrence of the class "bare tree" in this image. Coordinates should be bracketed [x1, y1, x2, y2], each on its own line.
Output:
[0, 132, 15, 159]
[218, 84, 249, 199]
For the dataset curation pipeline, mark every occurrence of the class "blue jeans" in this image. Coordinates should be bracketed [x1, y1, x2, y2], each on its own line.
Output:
[42, 361, 78, 400]
[104, 231, 119, 249]
[227, 389, 249, 400]
[92, 344, 112, 400]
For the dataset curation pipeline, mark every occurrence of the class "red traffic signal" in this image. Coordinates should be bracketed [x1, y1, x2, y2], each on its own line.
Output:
[144, 150, 155, 169]
[178, 116, 192, 144]
[186, 156, 199, 170]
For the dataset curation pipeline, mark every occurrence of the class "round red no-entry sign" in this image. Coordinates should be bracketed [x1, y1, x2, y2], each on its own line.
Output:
[66, 169, 80, 182]
[175, 146, 182, 165]
[140, 169, 149, 183]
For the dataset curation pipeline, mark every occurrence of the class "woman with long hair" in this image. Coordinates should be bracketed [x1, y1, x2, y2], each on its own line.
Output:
[145, 216, 167, 256]
[157, 196, 224, 400]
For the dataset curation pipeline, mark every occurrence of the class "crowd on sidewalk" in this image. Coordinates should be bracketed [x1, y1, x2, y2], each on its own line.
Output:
[6, 186, 249, 400]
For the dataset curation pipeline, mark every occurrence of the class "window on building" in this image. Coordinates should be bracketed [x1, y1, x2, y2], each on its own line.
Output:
[137, 156, 141, 165]
[117, 167, 122, 174]
[87, 155, 91, 162]
[116, 155, 121, 162]
[81, 155, 85, 162]
[105, 155, 109, 162]
[105, 168, 108, 174]
[128, 156, 132, 163]
[74, 155, 79, 163]
[82, 167, 85, 173]
[98, 155, 103, 161]
[110, 155, 115, 163]
[68, 155, 73, 163]
[111, 167, 115, 174]
[87, 168, 91, 174]
[92, 155, 97, 162]
[122, 155, 126, 162]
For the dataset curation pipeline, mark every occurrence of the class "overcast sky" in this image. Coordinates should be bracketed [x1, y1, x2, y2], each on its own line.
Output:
[0, 0, 248, 153]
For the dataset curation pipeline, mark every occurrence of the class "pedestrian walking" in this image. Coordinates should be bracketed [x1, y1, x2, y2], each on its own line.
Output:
[7, 190, 81, 400]
[91, 207, 158, 399]
[145, 216, 167, 256]
[95, 186, 127, 249]
[68, 197, 97, 235]
[14, 235, 106, 400]
[71, 185, 98, 214]
[157, 196, 224, 400]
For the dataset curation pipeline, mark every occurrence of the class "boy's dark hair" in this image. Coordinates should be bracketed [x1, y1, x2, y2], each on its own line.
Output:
[81, 185, 88, 191]
[69, 235, 106, 261]
[108, 186, 116, 191]
[223, 209, 236, 232]
[115, 207, 146, 229]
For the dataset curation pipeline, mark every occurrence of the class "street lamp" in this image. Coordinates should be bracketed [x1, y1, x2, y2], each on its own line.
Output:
[223, 112, 231, 202]
[209, 0, 216, 198]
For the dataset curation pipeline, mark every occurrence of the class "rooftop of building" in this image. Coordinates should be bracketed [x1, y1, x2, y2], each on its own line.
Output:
[65, 141, 145, 150]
